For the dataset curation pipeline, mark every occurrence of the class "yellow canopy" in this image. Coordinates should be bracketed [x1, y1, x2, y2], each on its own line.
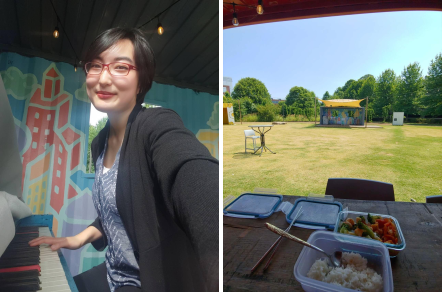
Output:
[317, 98, 364, 107]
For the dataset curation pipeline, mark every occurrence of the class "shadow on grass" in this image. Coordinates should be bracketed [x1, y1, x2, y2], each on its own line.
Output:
[232, 152, 258, 159]
[302, 124, 353, 129]
[406, 123, 442, 127]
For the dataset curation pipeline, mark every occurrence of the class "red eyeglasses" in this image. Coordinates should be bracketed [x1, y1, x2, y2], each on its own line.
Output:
[84, 62, 137, 76]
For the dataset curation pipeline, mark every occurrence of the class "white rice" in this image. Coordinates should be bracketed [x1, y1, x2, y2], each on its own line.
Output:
[307, 252, 383, 292]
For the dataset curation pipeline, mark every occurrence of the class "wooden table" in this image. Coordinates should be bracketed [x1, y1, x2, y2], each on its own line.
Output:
[224, 196, 442, 291]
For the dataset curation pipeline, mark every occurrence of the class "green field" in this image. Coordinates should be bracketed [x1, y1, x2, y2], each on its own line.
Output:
[223, 122, 442, 202]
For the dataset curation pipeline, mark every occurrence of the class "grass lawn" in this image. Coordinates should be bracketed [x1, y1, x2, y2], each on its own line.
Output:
[223, 122, 442, 202]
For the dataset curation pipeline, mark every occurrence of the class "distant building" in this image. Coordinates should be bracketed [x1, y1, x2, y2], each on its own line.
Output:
[223, 77, 232, 94]
[271, 98, 283, 104]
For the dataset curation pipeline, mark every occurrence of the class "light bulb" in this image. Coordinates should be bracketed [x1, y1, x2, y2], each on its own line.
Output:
[53, 27, 59, 38]
[232, 12, 239, 26]
[157, 24, 164, 35]
[257, 5, 264, 14]
[74, 64, 77, 72]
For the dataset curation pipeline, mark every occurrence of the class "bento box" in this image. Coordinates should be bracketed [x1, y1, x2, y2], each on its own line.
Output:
[294, 230, 393, 292]
[333, 210, 406, 257]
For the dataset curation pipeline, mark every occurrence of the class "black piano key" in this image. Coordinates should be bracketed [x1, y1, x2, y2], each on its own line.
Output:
[10, 235, 39, 244]
[0, 254, 40, 263]
[0, 258, 40, 269]
[4, 245, 40, 254]
[0, 279, 40, 291]
[1, 250, 40, 260]
[0, 275, 41, 285]
[0, 270, 40, 280]
[15, 226, 39, 233]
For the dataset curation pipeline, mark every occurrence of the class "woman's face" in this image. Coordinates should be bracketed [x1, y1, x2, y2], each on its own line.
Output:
[86, 39, 139, 114]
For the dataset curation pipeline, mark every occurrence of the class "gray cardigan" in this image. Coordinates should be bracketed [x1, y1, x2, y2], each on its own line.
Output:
[89, 104, 219, 291]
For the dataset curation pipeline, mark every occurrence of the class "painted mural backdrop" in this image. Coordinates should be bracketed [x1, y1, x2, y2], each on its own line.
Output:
[320, 107, 365, 126]
[0, 52, 218, 276]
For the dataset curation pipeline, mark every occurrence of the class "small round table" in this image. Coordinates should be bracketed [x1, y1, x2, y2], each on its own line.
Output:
[248, 125, 276, 156]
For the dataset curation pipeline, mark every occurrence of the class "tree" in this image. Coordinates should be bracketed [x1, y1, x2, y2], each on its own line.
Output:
[223, 91, 233, 103]
[323, 91, 331, 100]
[342, 79, 356, 92]
[279, 101, 288, 117]
[344, 80, 363, 99]
[332, 87, 344, 99]
[231, 99, 246, 121]
[358, 75, 376, 107]
[285, 86, 315, 110]
[373, 69, 397, 118]
[239, 96, 257, 115]
[256, 103, 277, 122]
[231, 77, 271, 105]
[86, 117, 108, 173]
[394, 63, 425, 117]
[422, 53, 442, 116]
[358, 74, 375, 81]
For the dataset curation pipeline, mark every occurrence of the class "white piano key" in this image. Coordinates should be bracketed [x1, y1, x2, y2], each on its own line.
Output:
[40, 283, 71, 292]
[30, 227, 75, 291]
[40, 272, 67, 281]
[42, 278, 69, 287]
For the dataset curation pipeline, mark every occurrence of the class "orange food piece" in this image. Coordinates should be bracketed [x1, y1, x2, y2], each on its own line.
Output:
[354, 228, 364, 237]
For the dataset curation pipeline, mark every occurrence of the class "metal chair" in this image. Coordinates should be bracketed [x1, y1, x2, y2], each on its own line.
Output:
[244, 129, 260, 153]
[325, 178, 395, 201]
[426, 195, 442, 203]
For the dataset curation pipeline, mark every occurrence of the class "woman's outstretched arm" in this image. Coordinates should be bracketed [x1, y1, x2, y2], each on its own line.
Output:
[145, 109, 219, 290]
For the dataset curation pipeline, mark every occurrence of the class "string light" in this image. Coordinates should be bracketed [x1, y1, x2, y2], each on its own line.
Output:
[232, 3, 239, 26]
[157, 18, 164, 35]
[74, 60, 77, 72]
[257, 0, 264, 15]
[53, 26, 59, 38]
[224, 2, 262, 27]
[137, 0, 181, 33]
[49, 0, 79, 71]
[232, 12, 239, 26]
[157, 24, 164, 35]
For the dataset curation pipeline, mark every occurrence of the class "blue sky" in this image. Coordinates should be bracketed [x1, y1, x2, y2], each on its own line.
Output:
[223, 11, 442, 100]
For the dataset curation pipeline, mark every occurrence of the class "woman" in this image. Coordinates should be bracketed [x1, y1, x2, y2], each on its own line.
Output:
[29, 28, 219, 292]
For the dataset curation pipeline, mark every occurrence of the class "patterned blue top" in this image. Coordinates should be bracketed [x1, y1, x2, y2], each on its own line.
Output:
[92, 138, 141, 292]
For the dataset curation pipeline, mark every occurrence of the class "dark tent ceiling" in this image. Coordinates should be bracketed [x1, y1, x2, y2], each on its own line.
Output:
[223, 0, 442, 29]
[0, 0, 218, 95]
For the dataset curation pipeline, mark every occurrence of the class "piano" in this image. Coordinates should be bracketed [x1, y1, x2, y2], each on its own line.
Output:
[0, 214, 79, 292]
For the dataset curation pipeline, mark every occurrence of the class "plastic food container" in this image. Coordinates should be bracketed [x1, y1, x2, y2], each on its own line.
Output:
[223, 193, 283, 218]
[286, 198, 342, 229]
[334, 211, 406, 257]
[294, 230, 393, 292]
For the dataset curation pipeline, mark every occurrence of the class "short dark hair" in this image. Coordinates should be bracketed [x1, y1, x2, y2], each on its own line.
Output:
[83, 27, 155, 104]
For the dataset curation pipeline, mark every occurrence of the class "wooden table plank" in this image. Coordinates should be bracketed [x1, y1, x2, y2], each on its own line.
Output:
[224, 196, 442, 291]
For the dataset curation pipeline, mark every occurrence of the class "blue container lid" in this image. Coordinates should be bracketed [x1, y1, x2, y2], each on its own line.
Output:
[223, 193, 283, 218]
[286, 198, 342, 229]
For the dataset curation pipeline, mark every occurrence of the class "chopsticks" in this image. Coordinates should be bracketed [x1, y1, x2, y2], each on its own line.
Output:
[250, 206, 303, 273]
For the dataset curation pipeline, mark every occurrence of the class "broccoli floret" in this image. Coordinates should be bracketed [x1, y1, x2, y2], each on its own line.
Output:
[367, 213, 375, 224]
[357, 221, 377, 239]
[339, 225, 349, 234]
[341, 222, 352, 230]
[358, 215, 366, 223]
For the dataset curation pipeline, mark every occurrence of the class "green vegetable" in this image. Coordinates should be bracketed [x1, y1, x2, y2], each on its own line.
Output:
[359, 215, 366, 223]
[340, 222, 352, 231]
[357, 221, 377, 239]
[367, 213, 375, 224]
[339, 225, 349, 234]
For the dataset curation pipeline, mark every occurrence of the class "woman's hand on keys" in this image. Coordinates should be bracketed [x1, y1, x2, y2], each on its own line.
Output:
[29, 236, 83, 251]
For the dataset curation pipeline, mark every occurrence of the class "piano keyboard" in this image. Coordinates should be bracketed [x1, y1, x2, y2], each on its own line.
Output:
[0, 225, 77, 292]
